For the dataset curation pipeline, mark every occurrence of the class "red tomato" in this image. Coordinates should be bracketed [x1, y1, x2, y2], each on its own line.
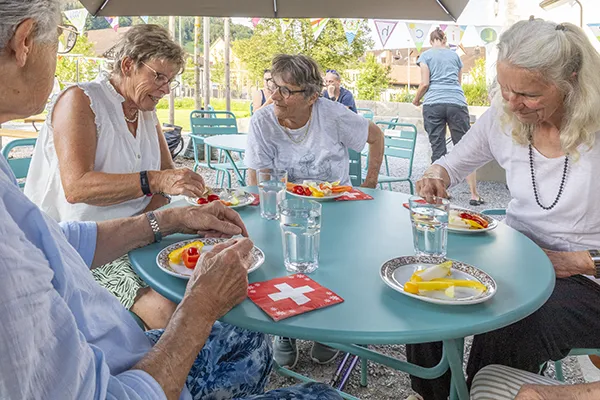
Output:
[182, 249, 200, 269]
[304, 187, 312, 196]
[197, 197, 208, 204]
[186, 247, 199, 256]
[207, 194, 220, 202]
[294, 185, 305, 195]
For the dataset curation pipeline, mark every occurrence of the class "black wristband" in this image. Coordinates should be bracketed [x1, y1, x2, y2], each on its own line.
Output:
[140, 171, 152, 196]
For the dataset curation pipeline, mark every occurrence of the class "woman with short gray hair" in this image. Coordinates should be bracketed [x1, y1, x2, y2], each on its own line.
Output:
[411, 18, 600, 400]
[25, 24, 207, 329]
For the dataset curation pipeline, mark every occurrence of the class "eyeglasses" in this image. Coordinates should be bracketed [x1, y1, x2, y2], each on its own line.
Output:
[326, 69, 340, 78]
[141, 62, 180, 90]
[266, 78, 305, 99]
[57, 24, 78, 54]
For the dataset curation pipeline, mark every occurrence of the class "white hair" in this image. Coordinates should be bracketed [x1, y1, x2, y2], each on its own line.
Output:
[0, 0, 61, 51]
[492, 18, 600, 159]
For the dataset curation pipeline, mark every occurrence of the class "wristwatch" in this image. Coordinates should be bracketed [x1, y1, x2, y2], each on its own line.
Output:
[588, 250, 600, 278]
[146, 211, 162, 243]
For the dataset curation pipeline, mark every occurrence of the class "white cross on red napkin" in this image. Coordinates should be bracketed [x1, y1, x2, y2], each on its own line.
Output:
[247, 274, 344, 321]
[335, 188, 374, 201]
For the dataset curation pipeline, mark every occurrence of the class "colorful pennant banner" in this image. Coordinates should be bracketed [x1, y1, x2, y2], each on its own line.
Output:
[587, 23, 600, 41]
[251, 18, 262, 27]
[475, 26, 501, 44]
[310, 18, 330, 40]
[342, 19, 361, 46]
[281, 19, 293, 34]
[374, 20, 398, 48]
[140, 16, 149, 24]
[407, 23, 432, 52]
[442, 24, 467, 49]
[64, 8, 88, 34]
[105, 16, 119, 32]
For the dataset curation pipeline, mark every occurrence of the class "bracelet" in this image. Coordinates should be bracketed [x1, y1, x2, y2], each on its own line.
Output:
[156, 192, 172, 203]
[146, 211, 162, 243]
[140, 171, 152, 197]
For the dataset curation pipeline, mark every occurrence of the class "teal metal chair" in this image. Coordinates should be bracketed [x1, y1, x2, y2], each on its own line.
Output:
[357, 108, 374, 120]
[482, 207, 600, 382]
[250, 102, 254, 116]
[364, 122, 417, 193]
[189, 110, 247, 187]
[348, 149, 362, 187]
[1, 138, 36, 188]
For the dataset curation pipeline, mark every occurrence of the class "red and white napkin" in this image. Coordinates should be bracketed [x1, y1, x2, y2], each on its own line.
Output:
[335, 188, 374, 202]
[247, 274, 344, 321]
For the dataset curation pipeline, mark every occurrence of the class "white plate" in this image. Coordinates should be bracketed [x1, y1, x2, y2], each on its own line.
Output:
[448, 207, 498, 234]
[380, 256, 497, 305]
[186, 188, 255, 209]
[156, 238, 265, 279]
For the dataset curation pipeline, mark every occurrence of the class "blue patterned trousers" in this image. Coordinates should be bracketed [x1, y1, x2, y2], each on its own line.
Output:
[146, 322, 341, 400]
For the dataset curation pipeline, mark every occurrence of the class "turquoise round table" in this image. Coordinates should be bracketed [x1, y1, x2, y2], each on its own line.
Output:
[129, 188, 554, 400]
[204, 135, 247, 186]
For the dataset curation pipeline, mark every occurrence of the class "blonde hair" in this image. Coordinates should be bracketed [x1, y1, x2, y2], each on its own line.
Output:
[110, 24, 186, 77]
[492, 18, 600, 158]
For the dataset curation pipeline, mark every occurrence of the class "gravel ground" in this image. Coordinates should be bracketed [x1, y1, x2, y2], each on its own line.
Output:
[4, 123, 586, 399]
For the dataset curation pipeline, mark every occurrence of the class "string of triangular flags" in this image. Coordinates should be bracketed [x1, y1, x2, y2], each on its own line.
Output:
[62, 8, 149, 34]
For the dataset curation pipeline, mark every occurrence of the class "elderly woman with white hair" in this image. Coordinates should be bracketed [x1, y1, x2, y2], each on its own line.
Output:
[24, 24, 210, 329]
[0, 1, 342, 399]
[410, 18, 600, 400]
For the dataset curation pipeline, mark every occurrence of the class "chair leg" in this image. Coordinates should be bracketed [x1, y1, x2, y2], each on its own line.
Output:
[554, 360, 565, 382]
[360, 357, 368, 387]
[408, 179, 414, 195]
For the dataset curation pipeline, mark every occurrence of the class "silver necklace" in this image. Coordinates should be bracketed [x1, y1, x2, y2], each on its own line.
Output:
[282, 110, 312, 145]
[124, 109, 139, 123]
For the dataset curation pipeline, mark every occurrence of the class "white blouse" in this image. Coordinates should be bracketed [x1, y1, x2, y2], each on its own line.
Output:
[25, 73, 161, 222]
[436, 106, 600, 253]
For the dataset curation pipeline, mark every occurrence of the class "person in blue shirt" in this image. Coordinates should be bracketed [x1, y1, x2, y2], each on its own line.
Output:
[0, 2, 342, 399]
[323, 69, 357, 113]
[413, 27, 483, 206]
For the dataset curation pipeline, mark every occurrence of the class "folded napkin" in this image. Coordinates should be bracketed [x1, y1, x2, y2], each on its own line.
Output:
[250, 194, 260, 206]
[335, 188, 374, 201]
[247, 274, 344, 321]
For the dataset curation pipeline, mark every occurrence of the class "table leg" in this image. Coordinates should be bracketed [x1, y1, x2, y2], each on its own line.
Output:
[223, 150, 246, 186]
[443, 338, 469, 400]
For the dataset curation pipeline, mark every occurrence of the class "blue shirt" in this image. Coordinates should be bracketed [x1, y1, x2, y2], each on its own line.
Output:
[417, 48, 467, 107]
[0, 154, 190, 399]
[323, 87, 357, 113]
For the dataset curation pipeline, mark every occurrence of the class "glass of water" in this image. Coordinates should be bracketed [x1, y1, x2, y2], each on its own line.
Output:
[409, 195, 449, 258]
[279, 198, 322, 274]
[258, 169, 287, 220]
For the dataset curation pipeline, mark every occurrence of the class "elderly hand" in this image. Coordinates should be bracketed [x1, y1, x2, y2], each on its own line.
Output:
[360, 179, 378, 189]
[184, 238, 253, 321]
[542, 249, 595, 278]
[150, 168, 206, 199]
[412, 98, 421, 107]
[327, 85, 336, 97]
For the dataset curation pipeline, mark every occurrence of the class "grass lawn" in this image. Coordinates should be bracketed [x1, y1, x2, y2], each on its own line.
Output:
[155, 99, 251, 131]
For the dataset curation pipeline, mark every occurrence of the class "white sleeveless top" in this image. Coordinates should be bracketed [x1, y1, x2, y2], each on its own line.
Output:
[24, 73, 161, 222]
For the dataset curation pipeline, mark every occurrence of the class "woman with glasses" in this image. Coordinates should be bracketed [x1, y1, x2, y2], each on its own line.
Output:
[252, 69, 274, 114]
[245, 54, 384, 368]
[25, 24, 207, 329]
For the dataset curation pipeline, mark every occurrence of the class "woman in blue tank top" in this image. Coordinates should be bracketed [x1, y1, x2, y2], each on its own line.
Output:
[413, 27, 483, 205]
[252, 69, 274, 114]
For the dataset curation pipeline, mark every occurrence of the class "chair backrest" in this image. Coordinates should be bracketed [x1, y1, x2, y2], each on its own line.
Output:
[378, 117, 399, 130]
[376, 121, 417, 178]
[189, 110, 238, 136]
[1, 138, 36, 188]
[356, 108, 374, 120]
[206, 104, 215, 112]
[348, 149, 362, 187]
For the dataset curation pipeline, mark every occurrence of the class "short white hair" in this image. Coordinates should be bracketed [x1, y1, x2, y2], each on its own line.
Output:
[0, 0, 61, 52]
[492, 18, 600, 158]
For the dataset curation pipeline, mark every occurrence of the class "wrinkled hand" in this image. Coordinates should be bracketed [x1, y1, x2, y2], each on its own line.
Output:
[416, 177, 448, 203]
[155, 168, 206, 198]
[412, 98, 421, 107]
[361, 179, 377, 189]
[184, 238, 253, 321]
[543, 249, 594, 278]
[174, 201, 249, 238]
[327, 85, 336, 97]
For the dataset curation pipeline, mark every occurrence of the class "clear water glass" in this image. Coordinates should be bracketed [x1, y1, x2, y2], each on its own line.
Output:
[409, 195, 449, 258]
[279, 199, 322, 274]
[258, 169, 287, 220]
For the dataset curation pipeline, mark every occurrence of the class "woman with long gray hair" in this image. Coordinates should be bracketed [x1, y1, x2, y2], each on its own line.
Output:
[412, 17, 600, 400]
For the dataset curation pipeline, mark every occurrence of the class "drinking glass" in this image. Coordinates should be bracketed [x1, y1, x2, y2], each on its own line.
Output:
[409, 195, 449, 258]
[279, 198, 322, 274]
[258, 169, 287, 220]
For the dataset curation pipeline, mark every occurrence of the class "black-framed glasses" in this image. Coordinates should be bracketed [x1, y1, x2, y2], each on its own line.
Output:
[266, 78, 305, 99]
[57, 24, 78, 54]
[141, 62, 180, 90]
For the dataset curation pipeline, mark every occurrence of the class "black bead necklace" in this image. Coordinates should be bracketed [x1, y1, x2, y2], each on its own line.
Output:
[528, 142, 569, 210]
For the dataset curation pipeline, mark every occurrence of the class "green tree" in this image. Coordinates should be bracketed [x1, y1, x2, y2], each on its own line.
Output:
[462, 58, 489, 106]
[55, 34, 100, 84]
[356, 54, 390, 101]
[210, 59, 225, 86]
[233, 19, 373, 82]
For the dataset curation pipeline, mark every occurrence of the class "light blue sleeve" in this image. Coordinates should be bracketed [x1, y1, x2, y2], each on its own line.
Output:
[456, 52, 464, 69]
[59, 221, 98, 267]
[107, 370, 168, 400]
[337, 108, 370, 152]
[417, 51, 431, 66]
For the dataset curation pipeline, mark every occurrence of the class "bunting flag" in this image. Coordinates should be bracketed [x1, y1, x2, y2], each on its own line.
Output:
[407, 23, 432, 52]
[374, 20, 398, 48]
[475, 26, 501, 44]
[281, 19, 293, 34]
[105, 16, 119, 32]
[341, 19, 361, 45]
[587, 23, 600, 41]
[310, 18, 330, 40]
[64, 8, 88, 34]
[443, 25, 467, 49]
[251, 18, 261, 27]
[140, 16, 149, 24]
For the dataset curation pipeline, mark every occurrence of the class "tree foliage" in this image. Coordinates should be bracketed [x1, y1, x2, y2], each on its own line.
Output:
[55, 34, 101, 84]
[462, 58, 489, 106]
[233, 19, 373, 82]
[356, 54, 390, 101]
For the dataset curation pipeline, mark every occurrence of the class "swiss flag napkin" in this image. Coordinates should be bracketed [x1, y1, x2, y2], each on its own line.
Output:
[250, 195, 260, 206]
[247, 274, 344, 321]
[335, 188, 374, 201]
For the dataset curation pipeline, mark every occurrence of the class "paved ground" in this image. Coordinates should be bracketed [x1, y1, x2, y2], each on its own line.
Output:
[4, 122, 594, 399]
